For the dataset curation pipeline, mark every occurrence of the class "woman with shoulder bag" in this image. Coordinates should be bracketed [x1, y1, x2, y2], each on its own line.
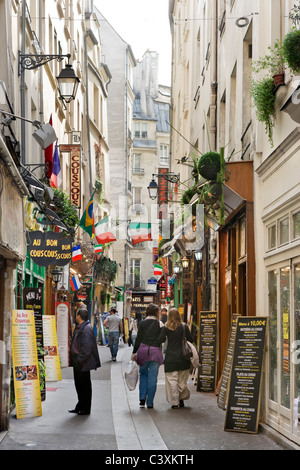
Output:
[158, 308, 193, 409]
[132, 303, 164, 409]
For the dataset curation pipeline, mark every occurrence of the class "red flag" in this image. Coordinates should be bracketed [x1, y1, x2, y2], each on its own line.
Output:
[44, 115, 53, 178]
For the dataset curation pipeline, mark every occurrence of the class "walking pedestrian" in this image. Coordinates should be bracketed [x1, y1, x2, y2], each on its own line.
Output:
[159, 308, 193, 409]
[68, 307, 101, 415]
[129, 316, 138, 347]
[103, 307, 123, 361]
[132, 303, 164, 409]
[160, 307, 168, 324]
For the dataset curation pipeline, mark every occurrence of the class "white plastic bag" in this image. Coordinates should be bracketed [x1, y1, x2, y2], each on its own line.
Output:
[124, 362, 139, 391]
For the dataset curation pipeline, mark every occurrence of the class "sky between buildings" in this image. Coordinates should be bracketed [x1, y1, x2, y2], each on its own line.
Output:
[95, 0, 172, 86]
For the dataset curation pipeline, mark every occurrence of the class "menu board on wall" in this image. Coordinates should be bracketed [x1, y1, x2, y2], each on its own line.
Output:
[217, 314, 240, 410]
[56, 302, 69, 368]
[12, 310, 42, 419]
[224, 316, 268, 434]
[197, 311, 217, 392]
[23, 287, 45, 401]
[43, 316, 62, 382]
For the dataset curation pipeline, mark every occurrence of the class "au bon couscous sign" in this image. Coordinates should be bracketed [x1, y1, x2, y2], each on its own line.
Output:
[27, 231, 72, 267]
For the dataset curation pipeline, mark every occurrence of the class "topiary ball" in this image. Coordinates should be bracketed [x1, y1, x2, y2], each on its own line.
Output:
[198, 152, 221, 180]
[283, 28, 300, 74]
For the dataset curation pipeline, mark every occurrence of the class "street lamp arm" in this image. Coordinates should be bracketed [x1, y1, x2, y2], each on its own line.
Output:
[0, 109, 43, 128]
[18, 51, 71, 75]
[151, 173, 180, 184]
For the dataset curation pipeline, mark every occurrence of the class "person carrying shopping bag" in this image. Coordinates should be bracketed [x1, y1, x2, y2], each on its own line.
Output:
[132, 303, 164, 409]
[158, 308, 193, 409]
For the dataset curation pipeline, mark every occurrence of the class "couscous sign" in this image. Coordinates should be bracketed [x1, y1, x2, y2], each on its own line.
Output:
[27, 231, 72, 267]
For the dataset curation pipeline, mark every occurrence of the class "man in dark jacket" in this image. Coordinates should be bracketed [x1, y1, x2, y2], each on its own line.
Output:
[68, 307, 101, 415]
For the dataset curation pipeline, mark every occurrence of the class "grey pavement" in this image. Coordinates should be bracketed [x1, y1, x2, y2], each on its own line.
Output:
[0, 344, 296, 452]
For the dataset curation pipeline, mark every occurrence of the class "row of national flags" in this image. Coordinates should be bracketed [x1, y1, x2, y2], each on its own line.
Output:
[78, 193, 153, 247]
[44, 118, 163, 292]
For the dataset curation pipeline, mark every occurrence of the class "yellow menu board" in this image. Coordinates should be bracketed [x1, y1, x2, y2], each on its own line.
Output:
[12, 310, 42, 419]
[43, 315, 62, 382]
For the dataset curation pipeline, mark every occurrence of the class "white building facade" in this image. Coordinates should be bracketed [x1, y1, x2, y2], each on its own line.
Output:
[169, 0, 300, 446]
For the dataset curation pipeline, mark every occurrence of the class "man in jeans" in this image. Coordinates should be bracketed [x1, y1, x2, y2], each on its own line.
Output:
[103, 308, 123, 361]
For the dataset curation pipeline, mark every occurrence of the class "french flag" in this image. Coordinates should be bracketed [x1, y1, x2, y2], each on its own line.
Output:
[70, 275, 81, 292]
[50, 143, 61, 188]
[72, 245, 82, 262]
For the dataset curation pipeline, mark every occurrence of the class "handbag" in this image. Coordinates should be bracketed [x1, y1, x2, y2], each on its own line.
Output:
[182, 324, 200, 368]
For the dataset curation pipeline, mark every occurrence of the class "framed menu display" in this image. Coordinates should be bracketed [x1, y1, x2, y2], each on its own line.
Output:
[224, 316, 268, 434]
[217, 314, 240, 410]
[12, 310, 42, 419]
[197, 311, 217, 392]
[43, 315, 62, 382]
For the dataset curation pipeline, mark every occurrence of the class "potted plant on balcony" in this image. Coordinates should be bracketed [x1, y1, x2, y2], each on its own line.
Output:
[252, 39, 286, 87]
[282, 28, 300, 74]
[251, 77, 276, 146]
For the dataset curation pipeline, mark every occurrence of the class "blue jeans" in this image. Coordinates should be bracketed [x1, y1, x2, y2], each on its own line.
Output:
[108, 331, 120, 359]
[139, 361, 160, 406]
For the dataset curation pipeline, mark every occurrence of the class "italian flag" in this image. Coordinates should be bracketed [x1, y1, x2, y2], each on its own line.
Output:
[94, 244, 103, 254]
[153, 264, 163, 276]
[129, 222, 152, 246]
[95, 216, 116, 244]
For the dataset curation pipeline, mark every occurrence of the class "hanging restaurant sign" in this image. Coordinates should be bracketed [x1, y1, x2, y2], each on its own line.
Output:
[60, 144, 81, 208]
[27, 231, 72, 267]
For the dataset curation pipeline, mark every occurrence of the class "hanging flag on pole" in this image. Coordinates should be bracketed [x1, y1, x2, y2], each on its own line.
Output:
[153, 264, 163, 277]
[79, 193, 95, 239]
[94, 244, 103, 254]
[95, 216, 116, 244]
[72, 245, 82, 262]
[50, 143, 61, 188]
[44, 114, 53, 178]
[70, 274, 82, 292]
[129, 222, 152, 246]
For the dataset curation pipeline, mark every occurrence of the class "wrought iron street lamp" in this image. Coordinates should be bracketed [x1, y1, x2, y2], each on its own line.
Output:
[147, 172, 180, 200]
[51, 267, 63, 288]
[182, 256, 189, 270]
[56, 63, 80, 104]
[18, 52, 80, 104]
[173, 263, 180, 274]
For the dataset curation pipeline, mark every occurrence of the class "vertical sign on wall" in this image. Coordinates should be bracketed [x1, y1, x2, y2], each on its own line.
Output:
[12, 310, 42, 419]
[60, 144, 81, 208]
[43, 316, 62, 382]
[158, 168, 168, 219]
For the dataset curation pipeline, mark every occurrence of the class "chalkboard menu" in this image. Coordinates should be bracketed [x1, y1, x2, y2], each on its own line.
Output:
[217, 314, 239, 410]
[224, 317, 268, 434]
[197, 311, 217, 392]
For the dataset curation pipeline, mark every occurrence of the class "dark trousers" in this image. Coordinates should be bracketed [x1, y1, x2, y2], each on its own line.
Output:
[73, 368, 92, 413]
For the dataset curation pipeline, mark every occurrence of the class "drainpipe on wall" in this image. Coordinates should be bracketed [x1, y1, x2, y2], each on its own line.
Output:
[123, 48, 129, 319]
[20, 0, 26, 165]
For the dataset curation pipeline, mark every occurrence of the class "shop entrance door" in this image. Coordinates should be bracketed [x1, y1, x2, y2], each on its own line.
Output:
[267, 258, 300, 444]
